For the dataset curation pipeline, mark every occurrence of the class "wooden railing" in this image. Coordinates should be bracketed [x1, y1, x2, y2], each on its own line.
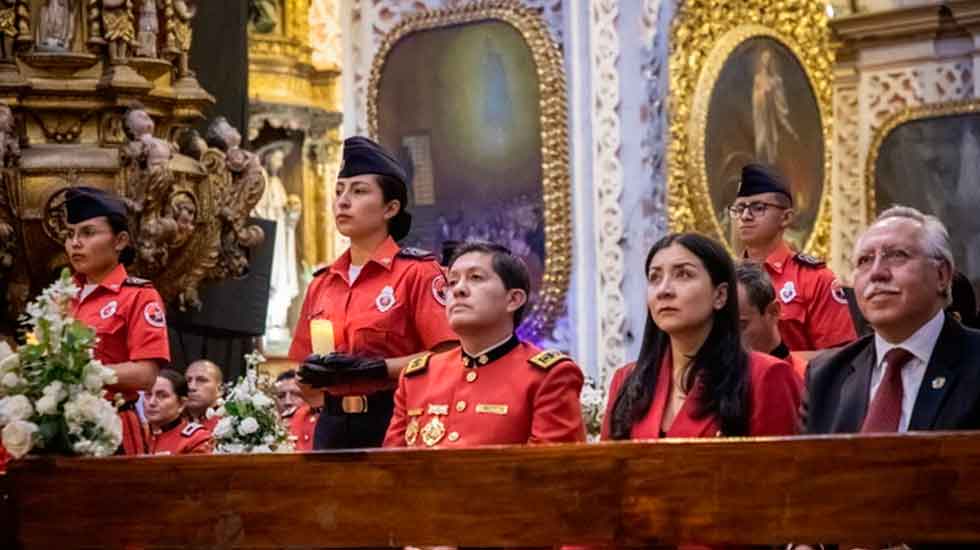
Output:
[2, 432, 980, 548]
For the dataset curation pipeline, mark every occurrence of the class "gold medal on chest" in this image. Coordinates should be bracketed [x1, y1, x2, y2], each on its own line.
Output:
[420, 416, 446, 447]
[405, 417, 420, 446]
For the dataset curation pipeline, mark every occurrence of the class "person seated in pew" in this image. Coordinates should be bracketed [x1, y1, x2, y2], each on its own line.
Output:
[603, 232, 802, 441]
[383, 241, 585, 448]
[802, 206, 980, 436]
[795, 207, 980, 550]
[736, 261, 808, 380]
[145, 369, 212, 455]
[275, 369, 320, 452]
[184, 359, 223, 431]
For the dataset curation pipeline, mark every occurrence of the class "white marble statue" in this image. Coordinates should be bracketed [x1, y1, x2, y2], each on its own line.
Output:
[253, 147, 302, 353]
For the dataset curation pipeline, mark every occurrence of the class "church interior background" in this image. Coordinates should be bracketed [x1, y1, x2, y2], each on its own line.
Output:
[0, 0, 978, 390]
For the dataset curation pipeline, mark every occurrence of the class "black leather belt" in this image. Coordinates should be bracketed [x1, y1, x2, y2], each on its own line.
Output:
[324, 392, 392, 416]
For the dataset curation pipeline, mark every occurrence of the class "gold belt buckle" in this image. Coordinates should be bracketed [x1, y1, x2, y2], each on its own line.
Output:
[341, 395, 368, 414]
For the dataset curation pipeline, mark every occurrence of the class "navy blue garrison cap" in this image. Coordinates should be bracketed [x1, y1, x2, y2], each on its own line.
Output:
[339, 136, 408, 187]
[65, 186, 128, 224]
[736, 163, 793, 205]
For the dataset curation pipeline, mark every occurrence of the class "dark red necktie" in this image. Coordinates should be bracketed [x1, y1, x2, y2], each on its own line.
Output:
[861, 347, 915, 433]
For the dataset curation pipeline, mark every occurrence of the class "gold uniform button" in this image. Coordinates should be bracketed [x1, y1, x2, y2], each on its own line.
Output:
[448, 432, 459, 442]
[465, 371, 477, 383]
[456, 401, 467, 412]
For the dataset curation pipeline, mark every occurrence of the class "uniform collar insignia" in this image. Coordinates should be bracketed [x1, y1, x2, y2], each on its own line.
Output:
[461, 334, 520, 369]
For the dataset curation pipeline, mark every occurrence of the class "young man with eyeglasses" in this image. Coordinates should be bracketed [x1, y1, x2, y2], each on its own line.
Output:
[730, 163, 856, 355]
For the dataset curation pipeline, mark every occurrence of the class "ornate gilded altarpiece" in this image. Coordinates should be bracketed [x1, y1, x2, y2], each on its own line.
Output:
[667, 0, 835, 258]
[249, 0, 342, 268]
[365, 1, 571, 342]
[0, 0, 266, 333]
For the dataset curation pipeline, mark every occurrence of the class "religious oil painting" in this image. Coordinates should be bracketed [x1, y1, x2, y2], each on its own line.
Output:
[703, 36, 824, 249]
[376, 20, 547, 322]
[873, 105, 980, 298]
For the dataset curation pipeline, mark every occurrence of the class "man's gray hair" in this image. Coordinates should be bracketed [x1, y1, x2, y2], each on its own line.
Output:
[860, 205, 954, 304]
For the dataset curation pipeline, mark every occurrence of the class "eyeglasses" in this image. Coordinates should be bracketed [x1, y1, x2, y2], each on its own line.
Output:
[727, 201, 789, 218]
[853, 247, 933, 273]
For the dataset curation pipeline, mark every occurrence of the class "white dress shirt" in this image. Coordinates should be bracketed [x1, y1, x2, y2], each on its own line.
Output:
[870, 309, 945, 432]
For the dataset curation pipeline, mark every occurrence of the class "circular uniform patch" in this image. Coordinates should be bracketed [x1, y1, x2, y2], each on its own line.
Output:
[830, 278, 849, 305]
[375, 286, 397, 313]
[143, 302, 166, 328]
[431, 274, 449, 307]
[100, 300, 118, 320]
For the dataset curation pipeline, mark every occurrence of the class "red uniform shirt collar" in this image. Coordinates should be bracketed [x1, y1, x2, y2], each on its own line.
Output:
[746, 241, 794, 275]
[329, 236, 400, 277]
[72, 263, 128, 295]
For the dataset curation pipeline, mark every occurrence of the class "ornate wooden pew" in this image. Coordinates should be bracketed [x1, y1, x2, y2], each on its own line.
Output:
[2, 432, 980, 548]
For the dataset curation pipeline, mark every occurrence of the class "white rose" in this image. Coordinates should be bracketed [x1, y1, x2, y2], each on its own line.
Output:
[0, 353, 18, 375]
[262, 434, 276, 445]
[237, 416, 259, 436]
[2, 420, 38, 458]
[1, 372, 21, 388]
[0, 341, 12, 361]
[252, 444, 272, 453]
[95, 362, 117, 386]
[42, 381, 67, 400]
[82, 364, 107, 392]
[36, 394, 59, 416]
[212, 417, 234, 439]
[250, 392, 274, 409]
[0, 395, 34, 424]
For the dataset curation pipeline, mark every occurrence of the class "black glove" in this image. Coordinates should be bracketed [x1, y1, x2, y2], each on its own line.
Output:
[298, 353, 387, 388]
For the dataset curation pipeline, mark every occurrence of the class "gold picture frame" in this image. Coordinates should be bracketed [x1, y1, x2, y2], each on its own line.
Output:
[366, 1, 572, 340]
[866, 99, 980, 289]
[866, 99, 980, 220]
[668, 0, 835, 258]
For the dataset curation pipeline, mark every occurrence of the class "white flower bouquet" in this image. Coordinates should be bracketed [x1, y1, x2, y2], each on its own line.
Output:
[580, 377, 607, 443]
[209, 350, 292, 453]
[0, 270, 122, 459]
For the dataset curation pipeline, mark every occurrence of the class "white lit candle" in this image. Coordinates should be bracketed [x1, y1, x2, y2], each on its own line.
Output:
[310, 319, 335, 354]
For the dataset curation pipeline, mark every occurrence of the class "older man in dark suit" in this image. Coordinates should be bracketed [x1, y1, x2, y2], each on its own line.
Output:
[796, 206, 980, 550]
[804, 205, 980, 435]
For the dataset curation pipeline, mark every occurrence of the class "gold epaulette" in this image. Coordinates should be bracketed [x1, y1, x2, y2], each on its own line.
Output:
[528, 350, 571, 370]
[404, 353, 432, 377]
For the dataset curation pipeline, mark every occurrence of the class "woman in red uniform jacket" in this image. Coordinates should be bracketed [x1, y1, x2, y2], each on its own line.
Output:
[291, 137, 457, 449]
[145, 369, 212, 455]
[602, 232, 802, 442]
[65, 187, 170, 455]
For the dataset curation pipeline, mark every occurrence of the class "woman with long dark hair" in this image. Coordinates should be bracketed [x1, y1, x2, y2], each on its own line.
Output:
[603, 232, 801, 440]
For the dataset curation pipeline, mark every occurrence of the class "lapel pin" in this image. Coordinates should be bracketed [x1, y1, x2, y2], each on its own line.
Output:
[931, 376, 946, 390]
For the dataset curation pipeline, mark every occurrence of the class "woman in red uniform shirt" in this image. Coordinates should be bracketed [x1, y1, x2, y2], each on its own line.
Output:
[292, 137, 457, 449]
[64, 187, 171, 455]
[145, 369, 212, 455]
[602, 232, 801, 442]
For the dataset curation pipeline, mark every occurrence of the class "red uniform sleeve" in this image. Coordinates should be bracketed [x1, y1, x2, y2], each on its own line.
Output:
[409, 262, 457, 350]
[126, 288, 170, 363]
[383, 372, 409, 447]
[288, 277, 321, 362]
[184, 432, 213, 455]
[529, 360, 586, 444]
[600, 365, 630, 440]
[805, 269, 857, 350]
[748, 353, 803, 436]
